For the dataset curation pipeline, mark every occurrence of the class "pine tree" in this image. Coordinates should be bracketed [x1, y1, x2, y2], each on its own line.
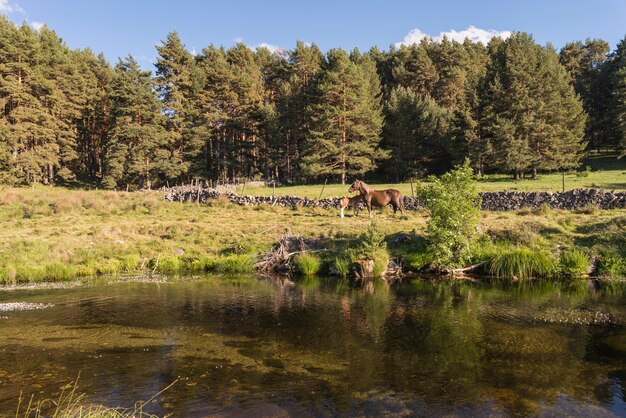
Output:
[480, 33, 586, 178]
[0, 19, 57, 184]
[560, 39, 611, 151]
[609, 37, 626, 155]
[382, 87, 453, 180]
[103, 56, 175, 189]
[192, 45, 236, 180]
[302, 48, 387, 184]
[75, 51, 113, 182]
[155, 31, 195, 179]
[274, 41, 323, 182]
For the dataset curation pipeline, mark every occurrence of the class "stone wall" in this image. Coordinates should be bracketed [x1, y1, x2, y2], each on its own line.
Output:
[162, 186, 626, 211]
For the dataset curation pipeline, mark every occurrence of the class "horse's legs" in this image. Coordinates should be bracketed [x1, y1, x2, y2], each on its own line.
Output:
[340, 207, 345, 218]
[353, 205, 358, 217]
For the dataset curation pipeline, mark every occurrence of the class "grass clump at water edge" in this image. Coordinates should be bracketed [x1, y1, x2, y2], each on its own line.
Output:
[215, 254, 255, 274]
[486, 248, 556, 280]
[294, 253, 322, 275]
[332, 257, 351, 277]
[558, 249, 590, 278]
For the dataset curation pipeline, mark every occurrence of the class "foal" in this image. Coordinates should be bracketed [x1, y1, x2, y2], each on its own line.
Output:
[339, 195, 363, 218]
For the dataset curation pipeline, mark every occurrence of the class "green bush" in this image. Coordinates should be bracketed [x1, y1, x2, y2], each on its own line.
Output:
[419, 159, 481, 268]
[294, 253, 322, 275]
[486, 248, 556, 279]
[347, 222, 391, 277]
[558, 249, 589, 278]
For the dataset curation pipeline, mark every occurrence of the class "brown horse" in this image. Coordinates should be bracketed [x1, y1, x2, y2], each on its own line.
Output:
[348, 180, 405, 218]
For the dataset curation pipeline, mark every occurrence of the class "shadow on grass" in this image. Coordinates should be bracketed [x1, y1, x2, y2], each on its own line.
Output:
[573, 217, 626, 256]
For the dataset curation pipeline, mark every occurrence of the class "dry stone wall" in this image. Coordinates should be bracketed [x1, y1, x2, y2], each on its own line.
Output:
[162, 186, 626, 211]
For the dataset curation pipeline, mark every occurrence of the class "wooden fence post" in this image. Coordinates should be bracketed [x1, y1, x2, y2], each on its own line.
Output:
[318, 178, 328, 200]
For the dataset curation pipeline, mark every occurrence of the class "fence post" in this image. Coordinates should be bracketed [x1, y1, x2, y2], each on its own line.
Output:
[241, 178, 248, 196]
[318, 178, 328, 200]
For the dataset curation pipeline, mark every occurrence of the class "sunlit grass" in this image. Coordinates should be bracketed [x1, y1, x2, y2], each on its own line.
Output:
[15, 376, 175, 418]
[294, 253, 322, 275]
[0, 185, 624, 282]
[486, 249, 556, 279]
[244, 157, 626, 198]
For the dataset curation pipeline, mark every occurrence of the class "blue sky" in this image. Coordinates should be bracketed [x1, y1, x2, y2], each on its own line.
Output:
[2, 0, 626, 69]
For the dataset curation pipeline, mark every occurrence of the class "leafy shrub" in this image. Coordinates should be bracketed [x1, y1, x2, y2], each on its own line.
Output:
[294, 253, 322, 275]
[486, 248, 556, 279]
[558, 249, 589, 278]
[419, 159, 481, 268]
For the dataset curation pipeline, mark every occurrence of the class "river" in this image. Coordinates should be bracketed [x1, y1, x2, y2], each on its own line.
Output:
[1, 275, 626, 417]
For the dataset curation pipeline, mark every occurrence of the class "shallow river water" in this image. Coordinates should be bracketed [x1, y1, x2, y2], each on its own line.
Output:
[2, 275, 626, 417]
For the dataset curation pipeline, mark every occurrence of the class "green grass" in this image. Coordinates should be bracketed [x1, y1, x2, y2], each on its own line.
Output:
[215, 254, 255, 274]
[244, 156, 625, 198]
[294, 253, 322, 275]
[558, 249, 590, 278]
[486, 249, 557, 280]
[0, 186, 624, 283]
[332, 257, 351, 277]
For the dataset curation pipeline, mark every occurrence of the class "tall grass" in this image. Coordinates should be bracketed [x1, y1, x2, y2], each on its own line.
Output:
[294, 253, 322, 275]
[486, 249, 556, 279]
[215, 254, 255, 273]
[332, 257, 350, 277]
[558, 249, 590, 278]
[15, 376, 176, 418]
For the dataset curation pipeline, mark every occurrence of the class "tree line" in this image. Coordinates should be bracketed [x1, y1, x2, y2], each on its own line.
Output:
[1, 16, 625, 188]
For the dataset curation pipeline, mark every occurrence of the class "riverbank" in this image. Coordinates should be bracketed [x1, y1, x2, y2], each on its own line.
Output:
[0, 187, 624, 284]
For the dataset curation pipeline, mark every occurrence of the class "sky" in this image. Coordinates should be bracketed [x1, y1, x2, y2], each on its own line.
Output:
[2, 0, 626, 69]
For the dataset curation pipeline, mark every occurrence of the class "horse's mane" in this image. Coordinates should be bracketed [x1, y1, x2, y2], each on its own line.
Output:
[358, 180, 372, 195]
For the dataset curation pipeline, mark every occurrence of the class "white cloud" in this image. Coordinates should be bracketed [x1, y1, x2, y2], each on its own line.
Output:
[0, 0, 24, 13]
[190, 46, 197, 56]
[255, 42, 287, 55]
[31, 21, 44, 31]
[233, 37, 288, 56]
[395, 25, 511, 47]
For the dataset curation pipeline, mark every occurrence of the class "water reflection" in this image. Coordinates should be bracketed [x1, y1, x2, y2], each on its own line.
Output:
[0, 276, 626, 416]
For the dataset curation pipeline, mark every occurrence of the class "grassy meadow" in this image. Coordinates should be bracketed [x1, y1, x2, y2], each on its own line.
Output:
[0, 185, 624, 284]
